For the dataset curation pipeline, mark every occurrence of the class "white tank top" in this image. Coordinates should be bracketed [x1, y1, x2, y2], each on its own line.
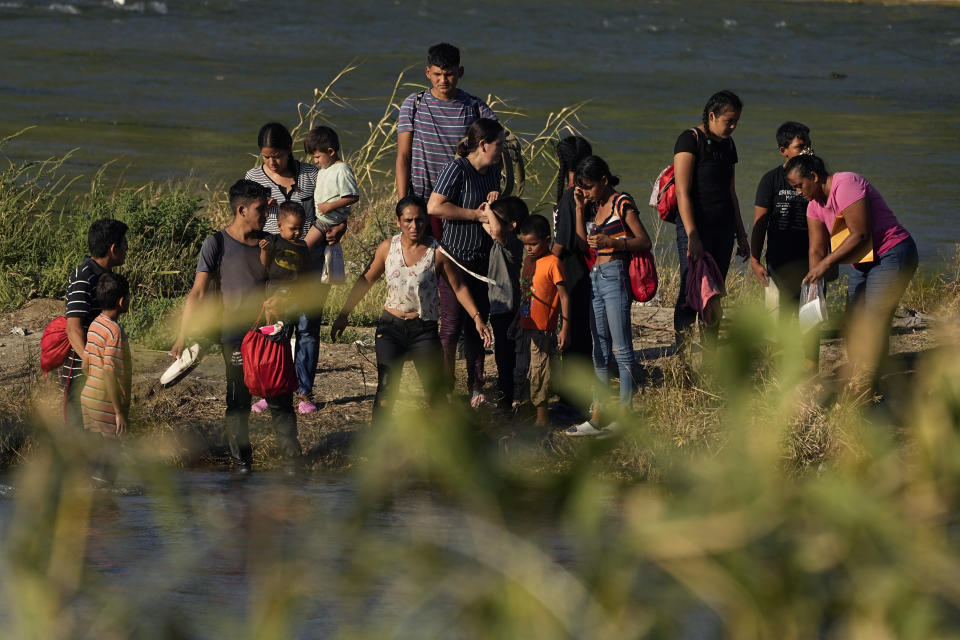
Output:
[383, 234, 440, 321]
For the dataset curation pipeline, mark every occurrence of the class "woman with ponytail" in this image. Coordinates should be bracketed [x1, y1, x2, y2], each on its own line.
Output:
[785, 153, 917, 390]
[672, 91, 749, 351]
[427, 118, 504, 406]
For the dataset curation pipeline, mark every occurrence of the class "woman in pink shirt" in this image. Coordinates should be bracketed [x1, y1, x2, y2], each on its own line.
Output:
[785, 154, 918, 388]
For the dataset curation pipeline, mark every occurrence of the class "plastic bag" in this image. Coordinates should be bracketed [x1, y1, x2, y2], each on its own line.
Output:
[321, 243, 346, 284]
[764, 279, 779, 317]
[798, 280, 828, 332]
[627, 250, 658, 303]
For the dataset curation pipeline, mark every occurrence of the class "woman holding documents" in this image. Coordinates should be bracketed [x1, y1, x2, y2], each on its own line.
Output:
[785, 154, 918, 390]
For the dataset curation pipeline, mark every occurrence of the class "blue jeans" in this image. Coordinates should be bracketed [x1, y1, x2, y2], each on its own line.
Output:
[847, 236, 919, 313]
[846, 236, 919, 378]
[294, 312, 320, 397]
[589, 260, 636, 407]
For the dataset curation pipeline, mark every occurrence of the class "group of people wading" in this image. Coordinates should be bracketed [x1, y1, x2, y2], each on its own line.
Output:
[61, 42, 919, 474]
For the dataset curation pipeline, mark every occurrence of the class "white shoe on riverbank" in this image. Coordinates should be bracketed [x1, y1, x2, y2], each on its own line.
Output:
[564, 420, 605, 437]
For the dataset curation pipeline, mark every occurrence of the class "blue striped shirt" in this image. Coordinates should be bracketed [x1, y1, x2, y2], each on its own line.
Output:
[432, 156, 499, 263]
[398, 89, 495, 199]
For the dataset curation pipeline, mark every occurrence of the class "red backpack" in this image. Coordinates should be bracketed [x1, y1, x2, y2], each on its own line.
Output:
[240, 309, 297, 399]
[649, 128, 700, 224]
[40, 315, 71, 376]
[611, 193, 659, 303]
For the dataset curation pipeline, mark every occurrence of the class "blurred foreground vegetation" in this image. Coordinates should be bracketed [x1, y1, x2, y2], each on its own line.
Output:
[3, 299, 960, 638]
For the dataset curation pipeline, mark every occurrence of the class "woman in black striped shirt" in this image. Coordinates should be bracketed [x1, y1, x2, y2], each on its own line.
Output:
[427, 118, 503, 407]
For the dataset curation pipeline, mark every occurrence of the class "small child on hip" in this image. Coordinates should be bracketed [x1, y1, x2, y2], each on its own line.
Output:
[515, 214, 570, 428]
[303, 125, 359, 250]
[254, 202, 313, 414]
[259, 201, 313, 300]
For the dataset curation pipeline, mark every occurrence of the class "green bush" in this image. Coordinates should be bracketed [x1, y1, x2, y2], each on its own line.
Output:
[0, 157, 212, 311]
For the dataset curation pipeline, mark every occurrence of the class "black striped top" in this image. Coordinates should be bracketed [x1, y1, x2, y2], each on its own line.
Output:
[432, 157, 499, 263]
[61, 257, 106, 384]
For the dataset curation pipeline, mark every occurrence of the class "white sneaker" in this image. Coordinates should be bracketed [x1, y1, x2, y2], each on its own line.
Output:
[564, 420, 605, 437]
[597, 421, 623, 440]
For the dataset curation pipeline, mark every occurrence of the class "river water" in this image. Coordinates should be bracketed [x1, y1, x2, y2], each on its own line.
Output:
[0, 471, 641, 637]
[2, 0, 960, 261]
[0, 468, 735, 637]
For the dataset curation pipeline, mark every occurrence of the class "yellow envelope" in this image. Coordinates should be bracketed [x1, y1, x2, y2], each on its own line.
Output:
[830, 215, 874, 264]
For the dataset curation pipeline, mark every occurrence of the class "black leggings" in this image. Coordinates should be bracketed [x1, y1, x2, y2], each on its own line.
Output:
[674, 223, 734, 344]
[438, 257, 490, 393]
[374, 313, 444, 419]
[489, 312, 516, 408]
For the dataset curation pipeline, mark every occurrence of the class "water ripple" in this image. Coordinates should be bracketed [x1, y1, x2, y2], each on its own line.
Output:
[48, 3, 80, 14]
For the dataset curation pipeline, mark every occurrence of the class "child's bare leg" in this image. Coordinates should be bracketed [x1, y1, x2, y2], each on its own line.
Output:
[534, 405, 550, 427]
[304, 225, 326, 250]
[590, 403, 603, 424]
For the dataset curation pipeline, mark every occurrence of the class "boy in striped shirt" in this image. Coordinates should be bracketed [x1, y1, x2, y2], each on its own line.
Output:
[395, 42, 496, 238]
[81, 272, 132, 440]
[81, 272, 132, 484]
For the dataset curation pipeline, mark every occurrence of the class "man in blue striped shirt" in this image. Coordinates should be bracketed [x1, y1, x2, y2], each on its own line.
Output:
[395, 42, 496, 238]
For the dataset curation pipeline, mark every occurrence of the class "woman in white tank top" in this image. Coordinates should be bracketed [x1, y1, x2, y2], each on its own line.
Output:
[331, 196, 491, 419]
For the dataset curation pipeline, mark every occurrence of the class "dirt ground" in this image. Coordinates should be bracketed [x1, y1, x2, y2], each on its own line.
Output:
[0, 298, 940, 472]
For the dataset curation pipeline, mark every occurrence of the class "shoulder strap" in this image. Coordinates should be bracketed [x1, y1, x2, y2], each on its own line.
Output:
[411, 89, 427, 123]
[615, 193, 638, 239]
[213, 230, 225, 272]
[412, 89, 483, 127]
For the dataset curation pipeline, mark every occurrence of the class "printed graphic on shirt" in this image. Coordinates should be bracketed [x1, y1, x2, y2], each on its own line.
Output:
[274, 247, 305, 273]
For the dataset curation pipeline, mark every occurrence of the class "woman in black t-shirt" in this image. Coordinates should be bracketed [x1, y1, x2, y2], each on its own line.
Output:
[673, 90, 749, 348]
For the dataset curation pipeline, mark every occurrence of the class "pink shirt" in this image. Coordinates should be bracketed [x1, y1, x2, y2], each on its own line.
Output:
[805, 172, 911, 260]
